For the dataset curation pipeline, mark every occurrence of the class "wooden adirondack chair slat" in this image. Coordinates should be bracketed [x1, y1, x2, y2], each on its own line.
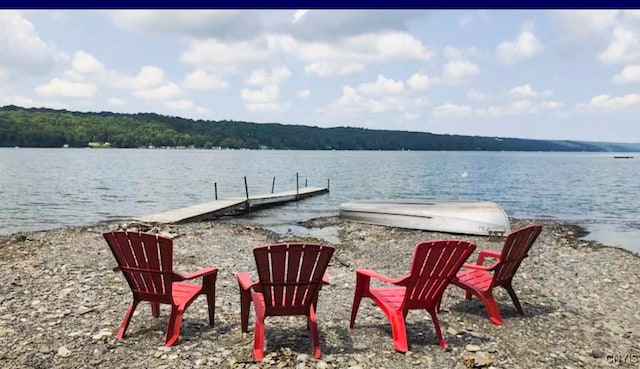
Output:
[350, 240, 476, 352]
[236, 242, 334, 361]
[103, 230, 218, 346]
[450, 224, 542, 325]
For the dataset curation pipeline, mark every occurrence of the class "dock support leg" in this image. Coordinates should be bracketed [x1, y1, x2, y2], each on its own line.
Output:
[244, 176, 250, 213]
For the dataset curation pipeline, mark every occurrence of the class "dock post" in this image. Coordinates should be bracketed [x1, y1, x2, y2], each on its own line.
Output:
[296, 172, 299, 200]
[271, 176, 275, 194]
[305, 178, 308, 187]
[214, 182, 218, 200]
[244, 176, 250, 213]
[327, 178, 330, 191]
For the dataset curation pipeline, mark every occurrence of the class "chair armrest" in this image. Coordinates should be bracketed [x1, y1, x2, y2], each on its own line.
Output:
[322, 273, 330, 285]
[236, 272, 258, 291]
[356, 268, 407, 285]
[476, 249, 501, 268]
[175, 267, 218, 281]
[462, 263, 496, 271]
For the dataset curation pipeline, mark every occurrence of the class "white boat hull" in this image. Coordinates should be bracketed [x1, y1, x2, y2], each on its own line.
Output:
[339, 199, 511, 236]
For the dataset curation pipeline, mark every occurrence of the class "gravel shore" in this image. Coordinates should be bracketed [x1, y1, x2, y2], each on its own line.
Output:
[1, 217, 638, 369]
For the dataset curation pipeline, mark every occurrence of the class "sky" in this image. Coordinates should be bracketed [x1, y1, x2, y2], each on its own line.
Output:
[1, 10, 640, 143]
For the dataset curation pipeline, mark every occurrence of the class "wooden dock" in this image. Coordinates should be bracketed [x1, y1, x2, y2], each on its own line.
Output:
[137, 186, 329, 224]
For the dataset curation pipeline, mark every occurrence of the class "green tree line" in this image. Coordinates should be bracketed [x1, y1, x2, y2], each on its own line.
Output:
[0, 105, 618, 152]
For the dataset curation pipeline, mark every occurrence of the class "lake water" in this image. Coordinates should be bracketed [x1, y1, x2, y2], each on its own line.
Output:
[1, 148, 639, 254]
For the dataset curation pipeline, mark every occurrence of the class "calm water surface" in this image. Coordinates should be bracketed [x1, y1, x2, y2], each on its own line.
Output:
[1, 148, 639, 253]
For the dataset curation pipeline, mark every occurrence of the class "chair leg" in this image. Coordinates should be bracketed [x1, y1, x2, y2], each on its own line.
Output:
[240, 288, 251, 333]
[203, 274, 217, 326]
[479, 291, 503, 325]
[349, 273, 370, 329]
[116, 300, 139, 340]
[389, 310, 409, 353]
[150, 302, 160, 318]
[465, 291, 473, 300]
[504, 282, 525, 315]
[165, 304, 184, 346]
[309, 305, 321, 359]
[253, 314, 265, 361]
[427, 308, 448, 349]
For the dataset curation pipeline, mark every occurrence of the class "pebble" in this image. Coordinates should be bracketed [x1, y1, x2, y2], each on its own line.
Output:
[466, 344, 482, 352]
[57, 346, 71, 357]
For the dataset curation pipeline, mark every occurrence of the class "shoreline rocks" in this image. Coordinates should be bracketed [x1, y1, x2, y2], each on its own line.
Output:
[1, 217, 639, 368]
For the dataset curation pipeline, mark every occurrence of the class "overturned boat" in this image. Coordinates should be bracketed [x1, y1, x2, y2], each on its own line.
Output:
[339, 199, 511, 236]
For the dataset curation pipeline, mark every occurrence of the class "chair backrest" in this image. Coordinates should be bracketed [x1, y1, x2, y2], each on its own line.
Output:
[103, 230, 174, 304]
[492, 224, 542, 287]
[403, 240, 476, 310]
[253, 242, 334, 315]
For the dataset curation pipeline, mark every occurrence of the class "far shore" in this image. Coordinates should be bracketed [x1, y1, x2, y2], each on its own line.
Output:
[1, 217, 639, 369]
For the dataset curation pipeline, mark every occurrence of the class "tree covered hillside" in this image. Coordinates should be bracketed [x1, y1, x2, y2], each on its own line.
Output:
[0, 105, 619, 152]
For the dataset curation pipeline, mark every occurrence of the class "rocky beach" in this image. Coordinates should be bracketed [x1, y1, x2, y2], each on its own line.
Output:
[0, 217, 638, 369]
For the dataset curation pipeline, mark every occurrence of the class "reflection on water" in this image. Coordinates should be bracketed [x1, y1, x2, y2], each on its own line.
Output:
[1, 148, 639, 254]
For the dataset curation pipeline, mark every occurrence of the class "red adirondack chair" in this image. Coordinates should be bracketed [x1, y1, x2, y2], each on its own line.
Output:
[236, 242, 335, 361]
[449, 224, 542, 325]
[103, 230, 218, 346]
[349, 240, 476, 352]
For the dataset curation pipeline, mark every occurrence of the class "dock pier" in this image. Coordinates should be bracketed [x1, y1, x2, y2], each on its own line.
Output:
[137, 177, 329, 225]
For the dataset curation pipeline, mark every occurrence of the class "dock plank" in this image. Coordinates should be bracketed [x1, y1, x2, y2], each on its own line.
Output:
[136, 186, 328, 224]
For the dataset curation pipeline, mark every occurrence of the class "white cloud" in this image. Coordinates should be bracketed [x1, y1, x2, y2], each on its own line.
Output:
[612, 64, 640, 84]
[551, 10, 619, 44]
[598, 26, 640, 64]
[71, 50, 106, 75]
[497, 31, 543, 64]
[35, 78, 97, 98]
[541, 101, 563, 109]
[288, 10, 429, 41]
[510, 84, 553, 98]
[483, 99, 534, 116]
[241, 85, 280, 103]
[297, 89, 310, 98]
[133, 83, 182, 100]
[299, 32, 433, 77]
[358, 74, 404, 95]
[166, 99, 195, 110]
[240, 84, 290, 112]
[442, 46, 478, 60]
[320, 85, 407, 116]
[440, 60, 480, 85]
[182, 38, 274, 67]
[467, 88, 489, 101]
[182, 69, 229, 90]
[432, 103, 473, 119]
[407, 73, 429, 90]
[292, 10, 308, 23]
[584, 93, 640, 109]
[477, 99, 562, 117]
[2, 95, 35, 107]
[0, 10, 58, 74]
[108, 98, 125, 106]
[108, 10, 258, 39]
[118, 66, 166, 90]
[625, 10, 640, 20]
[246, 67, 292, 85]
[403, 112, 420, 120]
[304, 61, 365, 77]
